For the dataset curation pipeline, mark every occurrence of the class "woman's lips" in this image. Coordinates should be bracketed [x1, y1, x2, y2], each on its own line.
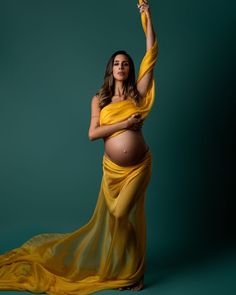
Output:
[118, 72, 125, 75]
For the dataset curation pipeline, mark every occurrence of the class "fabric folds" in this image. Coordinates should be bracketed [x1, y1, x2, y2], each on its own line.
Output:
[0, 3, 158, 294]
[99, 36, 158, 139]
[0, 151, 152, 295]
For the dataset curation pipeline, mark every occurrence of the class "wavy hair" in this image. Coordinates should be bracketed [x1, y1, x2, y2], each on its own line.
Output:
[96, 50, 141, 109]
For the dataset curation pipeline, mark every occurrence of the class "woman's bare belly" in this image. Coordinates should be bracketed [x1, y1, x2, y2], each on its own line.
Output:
[104, 130, 148, 166]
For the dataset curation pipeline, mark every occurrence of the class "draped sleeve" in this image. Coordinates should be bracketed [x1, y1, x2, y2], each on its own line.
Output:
[137, 0, 158, 118]
[99, 2, 158, 138]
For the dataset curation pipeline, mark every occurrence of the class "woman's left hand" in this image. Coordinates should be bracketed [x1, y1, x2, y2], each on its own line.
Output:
[127, 113, 144, 131]
[137, 0, 151, 18]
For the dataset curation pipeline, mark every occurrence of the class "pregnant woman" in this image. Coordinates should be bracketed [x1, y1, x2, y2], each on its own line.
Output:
[0, 1, 158, 294]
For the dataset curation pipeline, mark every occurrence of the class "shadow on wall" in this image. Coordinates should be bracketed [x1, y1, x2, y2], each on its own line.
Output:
[148, 20, 235, 267]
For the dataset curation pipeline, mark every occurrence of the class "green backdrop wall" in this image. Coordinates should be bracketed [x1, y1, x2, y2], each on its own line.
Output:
[0, 0, 235, 269]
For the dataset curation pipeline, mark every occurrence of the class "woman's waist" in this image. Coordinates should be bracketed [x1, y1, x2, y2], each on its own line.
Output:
[103, 146, 152, 172]
[104, 129, 145, 144]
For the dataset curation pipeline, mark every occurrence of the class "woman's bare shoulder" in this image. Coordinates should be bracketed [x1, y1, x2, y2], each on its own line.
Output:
[91, 95, 99, 102]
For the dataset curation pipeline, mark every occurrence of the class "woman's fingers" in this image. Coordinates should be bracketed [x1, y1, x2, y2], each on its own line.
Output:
[127, 113, 143, 129]
[129, 118, 144, 131]
[137, 0, 148, 4]
[137, 1, 149, 13]
[131, 113, 141, 119]
[137, 1, 149, 7]
[130, 122, 143, 131]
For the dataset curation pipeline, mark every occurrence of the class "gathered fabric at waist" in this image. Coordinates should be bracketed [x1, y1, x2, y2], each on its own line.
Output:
[103, 148, 152, 180]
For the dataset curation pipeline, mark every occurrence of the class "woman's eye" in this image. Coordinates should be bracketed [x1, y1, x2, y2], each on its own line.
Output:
[113, 62, 129, 66]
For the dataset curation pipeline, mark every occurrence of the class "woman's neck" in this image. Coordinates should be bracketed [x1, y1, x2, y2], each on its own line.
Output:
[114, 81, 125, 97]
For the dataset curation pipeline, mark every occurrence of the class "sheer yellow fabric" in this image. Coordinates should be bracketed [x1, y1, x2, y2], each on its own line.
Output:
[100, 0, 158, 139]
[0, 3, 158, 294]
[0, 152, 152, 294]
[100, 37, 158, 139]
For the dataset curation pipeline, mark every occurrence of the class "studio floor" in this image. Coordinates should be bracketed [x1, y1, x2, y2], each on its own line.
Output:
[2, 242, 236, 295]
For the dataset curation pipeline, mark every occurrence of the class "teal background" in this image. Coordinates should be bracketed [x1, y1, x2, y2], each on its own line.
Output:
[0, 0, 235, 294]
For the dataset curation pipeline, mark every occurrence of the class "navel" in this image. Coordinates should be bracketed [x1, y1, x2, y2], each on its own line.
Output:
[123, 144, 127, 153]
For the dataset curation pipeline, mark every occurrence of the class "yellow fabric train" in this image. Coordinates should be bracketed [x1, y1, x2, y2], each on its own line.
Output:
[0, 2, 158, 294]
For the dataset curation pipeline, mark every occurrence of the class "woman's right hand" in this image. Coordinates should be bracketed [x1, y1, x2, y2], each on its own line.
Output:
[126, 113, 143, 131]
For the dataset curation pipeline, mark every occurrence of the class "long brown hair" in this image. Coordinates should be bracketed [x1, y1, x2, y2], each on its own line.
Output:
[96, 50, 141, 109]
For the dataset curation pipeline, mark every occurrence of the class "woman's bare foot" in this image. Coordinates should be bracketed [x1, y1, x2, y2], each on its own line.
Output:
[130, 276, 144, 291]
[117, 275, 144, 291]
[117, 286, 128, 291]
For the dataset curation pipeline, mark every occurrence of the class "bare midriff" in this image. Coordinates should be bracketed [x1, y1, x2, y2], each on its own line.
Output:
[104, 130, 148, 166]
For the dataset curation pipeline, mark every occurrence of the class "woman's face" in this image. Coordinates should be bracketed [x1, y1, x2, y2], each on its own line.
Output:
[112, 54, 130, 81]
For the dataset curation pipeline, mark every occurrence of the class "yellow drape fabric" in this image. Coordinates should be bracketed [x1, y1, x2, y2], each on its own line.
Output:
[0, 152, 152, 295]
[99, 40, 158, 137]
[100, 0, 158, 139]
[0, 4, 158, 295]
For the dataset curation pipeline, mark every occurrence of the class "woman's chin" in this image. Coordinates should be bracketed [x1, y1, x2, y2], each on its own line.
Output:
[114, 77, 128, 82]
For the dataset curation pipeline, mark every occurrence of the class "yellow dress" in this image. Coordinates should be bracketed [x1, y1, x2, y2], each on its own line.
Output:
[0, 3, 158, 294]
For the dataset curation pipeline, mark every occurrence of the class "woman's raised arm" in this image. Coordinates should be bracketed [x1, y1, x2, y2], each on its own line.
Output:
[138, 0, 156, 51]
[137, 0, 157, 98]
